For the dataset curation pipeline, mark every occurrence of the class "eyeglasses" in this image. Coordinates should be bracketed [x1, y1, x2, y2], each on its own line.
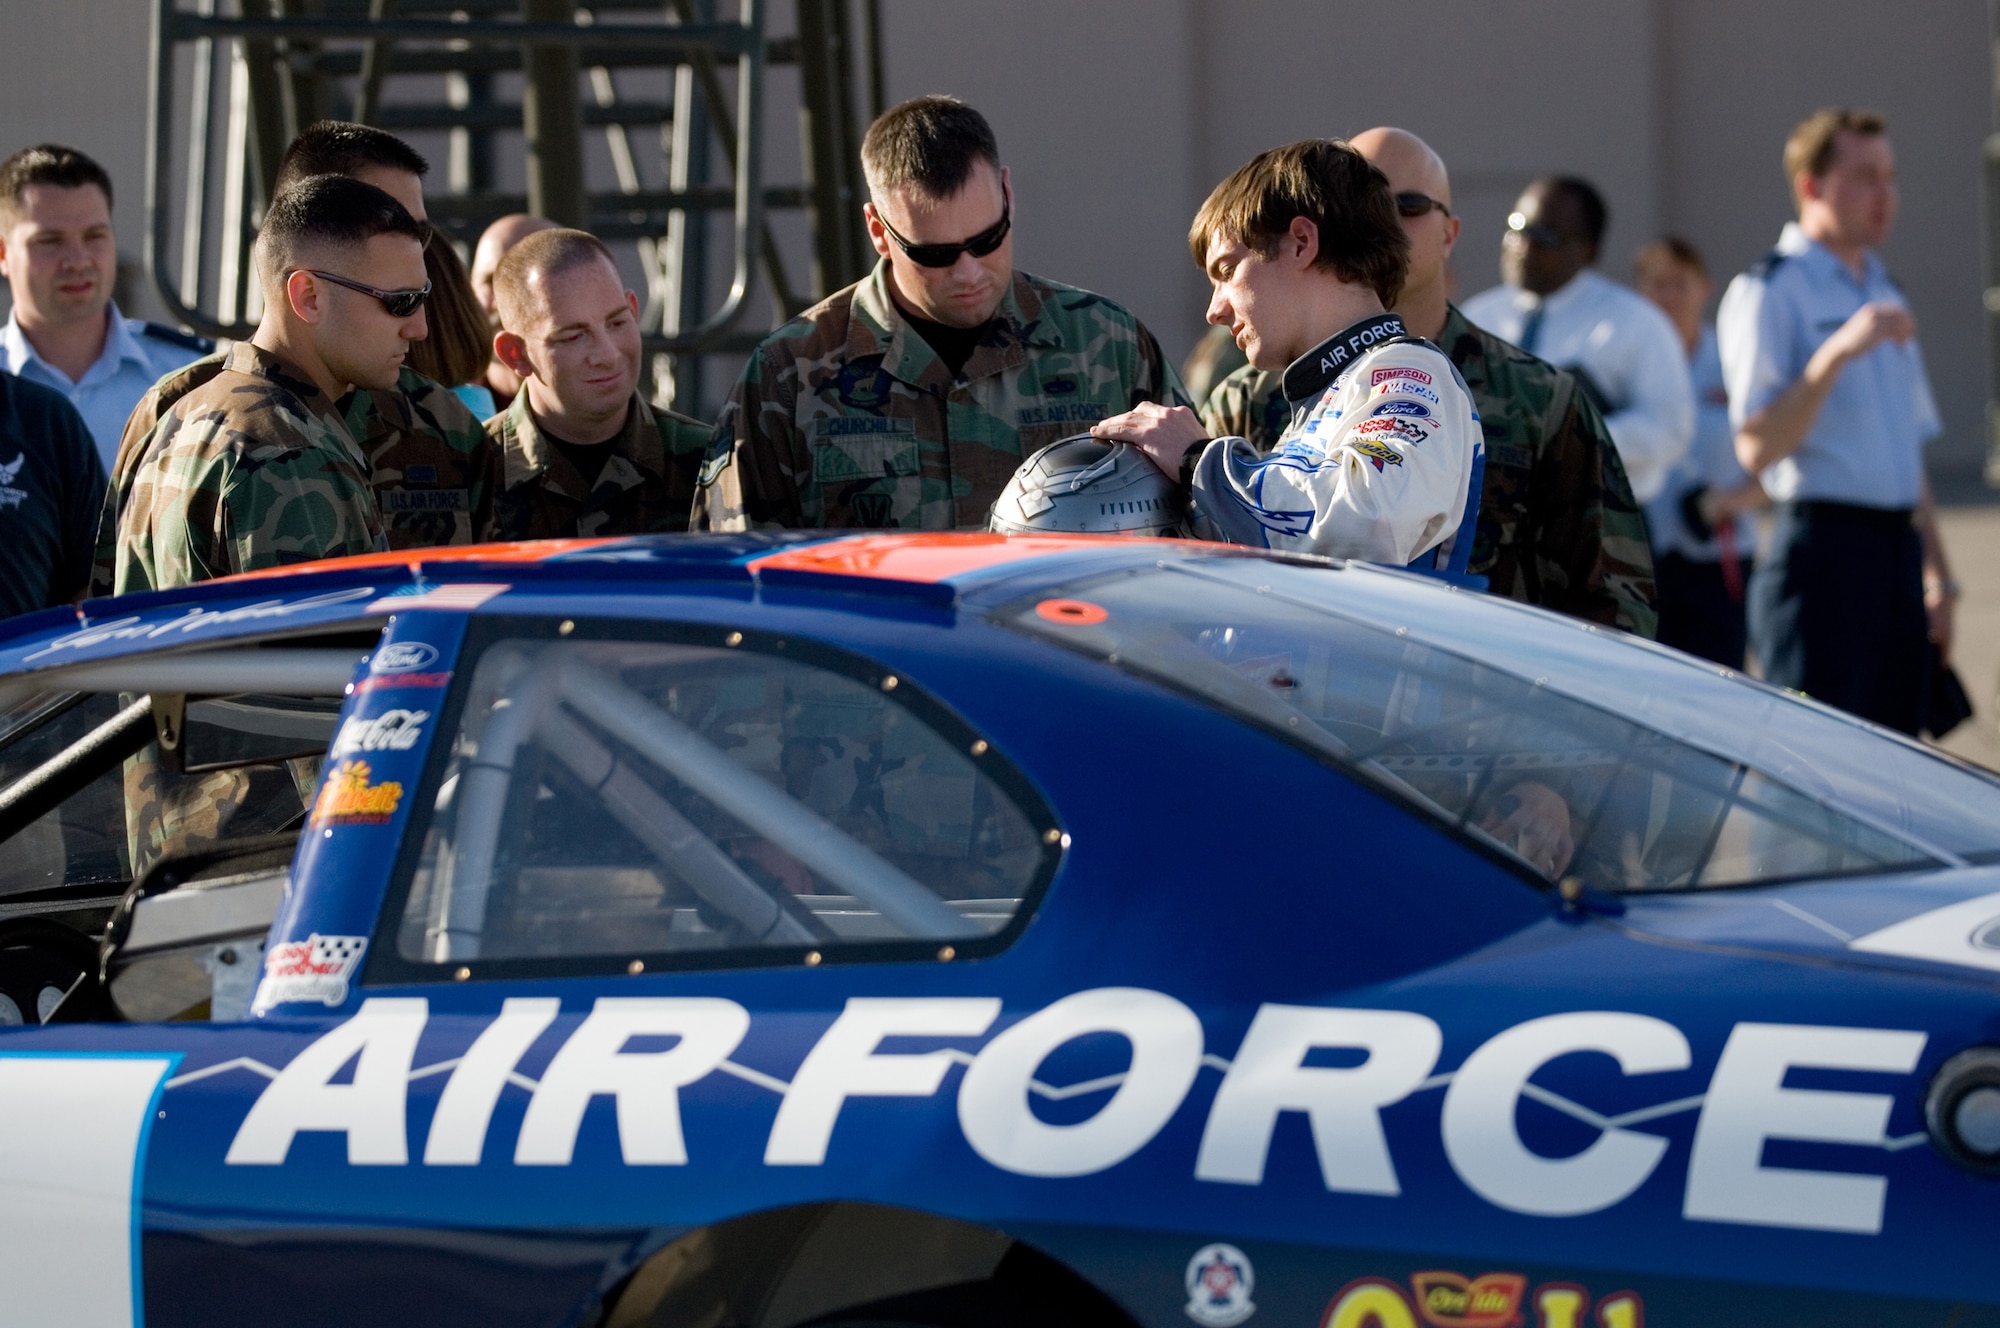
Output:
[302, 269, 432, 318]
[1395, 191, 1451, 219]
[1505, 213, 1567, 249]
[876, 199, 1012, 269]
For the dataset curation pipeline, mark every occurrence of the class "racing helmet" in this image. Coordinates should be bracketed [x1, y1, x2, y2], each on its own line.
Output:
[988, 434, 1189, 536]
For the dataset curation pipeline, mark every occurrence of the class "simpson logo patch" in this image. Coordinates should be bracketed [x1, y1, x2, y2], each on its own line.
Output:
[1371, 366, 1432, 387]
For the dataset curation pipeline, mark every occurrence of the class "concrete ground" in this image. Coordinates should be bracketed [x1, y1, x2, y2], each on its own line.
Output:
[1930, 501, 2000, 771]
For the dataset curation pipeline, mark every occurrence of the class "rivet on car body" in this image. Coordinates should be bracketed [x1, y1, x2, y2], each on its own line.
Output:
[725, 631, 743, 647]
[627, 960, 644, 975]
[805, 951, 822, 966]
[969, 739, 989, 756]
[453, 967, 470, 982]
[881, 676, 899, 692]
[938, 946, 956, 962]
[559, 620, 574, 636]
[1042, 828, 1062, 845]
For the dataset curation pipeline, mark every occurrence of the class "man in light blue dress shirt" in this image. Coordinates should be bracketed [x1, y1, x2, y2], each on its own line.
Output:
[1717, 109, 1957, 735]
[0, 145, 210, 474]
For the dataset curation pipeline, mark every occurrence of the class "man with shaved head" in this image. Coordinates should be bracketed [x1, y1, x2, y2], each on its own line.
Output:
[1201, 127, 1655, 635]
[115, 174, 425, 591]
[92, 122, 499, 598]
[471, 212, 558, 410]
[486, 227, 709, 537]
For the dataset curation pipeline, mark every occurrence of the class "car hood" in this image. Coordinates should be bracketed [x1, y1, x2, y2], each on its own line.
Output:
[1615, 864, 2000, 989]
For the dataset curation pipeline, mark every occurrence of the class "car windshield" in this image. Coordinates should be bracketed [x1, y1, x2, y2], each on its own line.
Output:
[385, 625, 1057, 975]
[998, 559, 1971, 892]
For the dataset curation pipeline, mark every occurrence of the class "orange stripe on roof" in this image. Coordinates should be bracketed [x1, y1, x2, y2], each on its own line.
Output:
[220, 539, 617, 582]
[746, 532, 1181, 584]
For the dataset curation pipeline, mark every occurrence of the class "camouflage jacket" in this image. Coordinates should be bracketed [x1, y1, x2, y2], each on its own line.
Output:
[113, 342, 386, 593]
[490, 389, 711, 539]
[1200, 305, 1657, 636]
[92, 357, 498, 595]
[694, 262, 1189, 531]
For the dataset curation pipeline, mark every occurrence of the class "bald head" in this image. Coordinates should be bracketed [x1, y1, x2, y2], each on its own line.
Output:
[1351, 128, 1459, 336]
[472, 212, 558, 313]
[1350, 127, 1450, 207]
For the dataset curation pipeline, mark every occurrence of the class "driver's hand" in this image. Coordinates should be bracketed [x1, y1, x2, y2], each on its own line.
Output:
[1479, 780, 1576, 879]
[1093, 403, 1208, 476]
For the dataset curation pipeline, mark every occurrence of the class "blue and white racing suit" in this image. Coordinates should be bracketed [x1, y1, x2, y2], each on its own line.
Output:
[1189, 312, 1484, 577]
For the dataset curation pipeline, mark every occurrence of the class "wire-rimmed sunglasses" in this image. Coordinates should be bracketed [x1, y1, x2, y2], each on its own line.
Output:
[302, 269, 433, 318]
[1505, 212, 1567, 249]
[1395, 191, 1451, 219]
[876, 199, 1012, 269]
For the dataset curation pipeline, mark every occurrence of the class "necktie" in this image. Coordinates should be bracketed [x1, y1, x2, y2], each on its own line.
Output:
[1517, 300, 1544, 355]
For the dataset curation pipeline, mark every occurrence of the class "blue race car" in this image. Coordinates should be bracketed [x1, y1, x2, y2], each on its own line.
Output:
[2, 531, 2000, 1328]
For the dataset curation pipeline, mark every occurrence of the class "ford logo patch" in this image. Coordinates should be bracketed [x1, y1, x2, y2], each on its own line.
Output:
[372, 642, 440, 673]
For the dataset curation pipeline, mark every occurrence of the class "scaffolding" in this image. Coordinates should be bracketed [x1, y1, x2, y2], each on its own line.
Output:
[145, 0, 883, 416]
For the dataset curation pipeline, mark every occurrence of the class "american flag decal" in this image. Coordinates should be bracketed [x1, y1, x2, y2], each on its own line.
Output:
[367, 583, 511, 613]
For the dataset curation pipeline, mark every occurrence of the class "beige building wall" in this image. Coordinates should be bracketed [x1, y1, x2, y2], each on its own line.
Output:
[3, 0, 1988, 476]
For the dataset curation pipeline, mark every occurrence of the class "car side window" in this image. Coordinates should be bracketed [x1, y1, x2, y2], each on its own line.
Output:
[1002, 560, 1936, 892]
[383, 623, 1059, 977]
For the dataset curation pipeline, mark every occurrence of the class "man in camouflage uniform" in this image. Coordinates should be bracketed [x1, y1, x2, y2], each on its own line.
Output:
[116, 175, 427, 589]
[486, 228, 709, 538]
[90, 121, 495, 596]
[114, 174, 429, 868]
[1201, 128, 1656, 637]
[695, 96, 1186, 531]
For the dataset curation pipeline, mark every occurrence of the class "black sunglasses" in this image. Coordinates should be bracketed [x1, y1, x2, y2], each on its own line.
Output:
[1395, 191, 1451, 219]
[877, 199, 1012, 269]
[304, 269, 433, 318]
[1505, 213, 1567, 249]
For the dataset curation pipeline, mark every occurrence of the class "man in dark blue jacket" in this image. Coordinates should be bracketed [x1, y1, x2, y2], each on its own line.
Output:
[0, 368, 105, 618]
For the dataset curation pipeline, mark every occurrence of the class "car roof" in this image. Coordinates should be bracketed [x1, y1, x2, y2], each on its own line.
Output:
[9, 532, 1995, 861]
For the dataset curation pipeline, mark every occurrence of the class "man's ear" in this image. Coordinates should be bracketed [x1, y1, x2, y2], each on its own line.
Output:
[494, 328, 534, 379]
[1287, 216, 1321, 270]
[1794, 169, 1824, 205]
[862, 201, 893, 261]
[285, 269, 324, 324]
[625, 289, 641, 319]
[1441, 214, 1462, 259]
[0, 232, 11, 279]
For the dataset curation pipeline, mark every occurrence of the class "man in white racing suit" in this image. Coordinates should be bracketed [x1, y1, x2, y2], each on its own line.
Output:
[1093, 138, 1481, 573]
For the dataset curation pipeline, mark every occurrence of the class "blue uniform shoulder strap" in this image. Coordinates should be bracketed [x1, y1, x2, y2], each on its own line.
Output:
[141, 322, 215, 354]
[1744, 248, 1788, 281]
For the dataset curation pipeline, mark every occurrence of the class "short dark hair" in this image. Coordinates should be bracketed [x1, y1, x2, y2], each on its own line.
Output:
[860, 95, 999, 200]
[1634, 235, 1707, 279]
[492, 227, 620, 331]
[1785, 108, 1886, 189]
[274, 121, 429, 196]
[254, 173, 427, 287]
[0, 145, 114, 225]
[1189, 139, 1409, 307]
[1538, 176, 1608, 249]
